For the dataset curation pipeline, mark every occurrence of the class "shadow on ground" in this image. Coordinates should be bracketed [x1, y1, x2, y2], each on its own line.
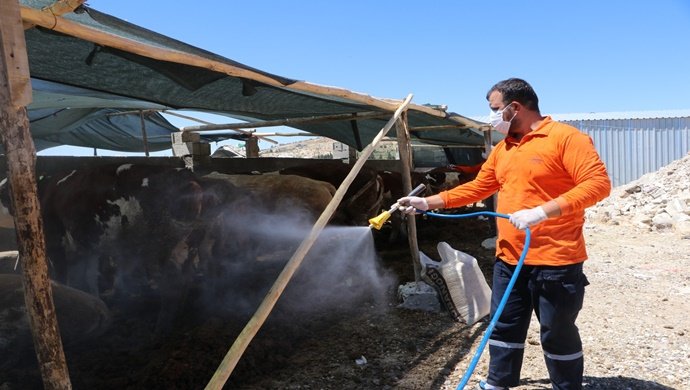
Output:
[510, 375, 677, 389]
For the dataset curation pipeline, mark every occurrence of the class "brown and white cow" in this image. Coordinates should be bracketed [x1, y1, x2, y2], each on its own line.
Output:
[1, 164, 345, 334]
[1, 164, 250, 334]
[279, 161, 384, 226]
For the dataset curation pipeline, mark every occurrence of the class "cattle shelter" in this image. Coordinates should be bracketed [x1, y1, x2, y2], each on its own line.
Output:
[2, 1, 501, 388]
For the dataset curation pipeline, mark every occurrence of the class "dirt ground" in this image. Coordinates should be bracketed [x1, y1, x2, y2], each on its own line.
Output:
[1, 210, 689, 389]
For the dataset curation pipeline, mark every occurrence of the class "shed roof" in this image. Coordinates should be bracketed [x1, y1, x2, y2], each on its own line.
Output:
[19, 0, 491, 153]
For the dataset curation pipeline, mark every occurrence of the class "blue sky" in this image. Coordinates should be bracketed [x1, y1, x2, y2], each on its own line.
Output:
[41, 1, 690, 155]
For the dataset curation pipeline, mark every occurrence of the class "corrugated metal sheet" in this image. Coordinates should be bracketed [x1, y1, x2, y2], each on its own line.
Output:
[562, 116, 690, 187]
[471, 109, 690, 125]
[551, 109, 690, 121]
[471, 110, 690, 187]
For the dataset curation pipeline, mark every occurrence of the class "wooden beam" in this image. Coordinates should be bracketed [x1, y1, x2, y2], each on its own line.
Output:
[395, 113, 422, 281]
[19, 6, 448, 119]
[162, 110, 215, 125]
[409, 124, 493, 132]
[181, 111, 390, 132]
[23, 0, 85, 30]
[1, 2, 31, 108]
[244, 136, 259, 158]
[411, 143, 485, 149]
[0, 1, 71, 388]
[253, 131, 315, 137]
[109, 109, 284, 145]
[204, 94, 414, 390]
[138, 110, 150, 157]
[44, 0, 85, 16]
[409, 124, 465, 131]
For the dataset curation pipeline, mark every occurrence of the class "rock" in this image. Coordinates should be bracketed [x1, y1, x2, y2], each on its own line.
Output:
[588, 154, 690, 232]
[675, 220, 690, 239]
[481, 236, 497, 249]
[397, 281, 441, 312]
[652, 212, 674, 230]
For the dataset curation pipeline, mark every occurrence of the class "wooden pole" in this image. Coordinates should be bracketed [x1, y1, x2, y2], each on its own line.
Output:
[22, 0, 85, 30]
[409, 124, 466, 131]
[181, 111, 390, 132]
[347, 145, 358, 164]
[244, 136, 259, 158]
[395, 112, 422, 281]
[483, 128, 498, 224]
[139, 110, 150, 157]
[162, 110, 215, 125]
[204, 94, 414, 390]
[43, 0, 85, 16]
[0, 1, 71, 388]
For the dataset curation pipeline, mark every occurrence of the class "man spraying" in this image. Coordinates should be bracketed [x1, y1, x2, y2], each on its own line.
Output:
[398, 78, 611, 390]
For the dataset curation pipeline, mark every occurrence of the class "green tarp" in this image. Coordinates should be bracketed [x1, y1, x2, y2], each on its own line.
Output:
[19, 0, 490, 153]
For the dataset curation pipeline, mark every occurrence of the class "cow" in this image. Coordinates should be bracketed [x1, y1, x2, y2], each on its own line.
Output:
[1, 162, 369, 335]
[193, 172, 337, 298]
[1, 164, 345, 334]
[0, 274, 111, 369]
[201, 172, 336, 224]
[0, 164, 250, 334]
[425, 162, 483, 194]
[35, 165, 204, 296]
[279, 161, 384, 226]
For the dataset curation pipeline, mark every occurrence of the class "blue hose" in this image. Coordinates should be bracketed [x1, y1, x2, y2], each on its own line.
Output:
[422, 210, 531, 390]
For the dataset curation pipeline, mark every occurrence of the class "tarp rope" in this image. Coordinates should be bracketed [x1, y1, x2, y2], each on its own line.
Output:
[422, 210, 531, 390]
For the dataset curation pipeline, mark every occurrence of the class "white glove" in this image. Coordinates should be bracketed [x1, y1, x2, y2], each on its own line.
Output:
[397, 196, 429, 214]
[509, 206, 548, 230]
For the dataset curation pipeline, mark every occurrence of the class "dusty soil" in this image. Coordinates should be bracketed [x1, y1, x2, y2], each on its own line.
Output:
[1, 211, 689, 389]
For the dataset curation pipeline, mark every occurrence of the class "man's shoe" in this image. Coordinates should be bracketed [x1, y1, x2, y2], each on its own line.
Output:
[476, 380, 509, 390]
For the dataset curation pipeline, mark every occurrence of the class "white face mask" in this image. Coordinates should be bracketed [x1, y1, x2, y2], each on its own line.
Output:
[489, 104, 516, 135]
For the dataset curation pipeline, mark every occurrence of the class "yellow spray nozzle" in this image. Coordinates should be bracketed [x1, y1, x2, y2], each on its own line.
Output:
[368, 184, 427, 230]
[368, 210, 392, 230]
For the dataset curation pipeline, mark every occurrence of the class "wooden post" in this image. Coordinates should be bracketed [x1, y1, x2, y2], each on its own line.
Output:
[347, 145, 358, 164]
[395, 112, 422, 281]
[483, 128, 498, 230]
[139, 110, 150, 157]
[205, 94, 414, 390]
[245, 135, 259, 158]
[483, 127, 493, 160]
[0, 1, 71, 389]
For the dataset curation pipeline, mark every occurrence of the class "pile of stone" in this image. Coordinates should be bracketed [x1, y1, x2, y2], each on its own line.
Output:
[586, 152, 690, 237]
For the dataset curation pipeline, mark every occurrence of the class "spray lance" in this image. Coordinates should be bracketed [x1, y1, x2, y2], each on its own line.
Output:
[368, 183, 427, 230]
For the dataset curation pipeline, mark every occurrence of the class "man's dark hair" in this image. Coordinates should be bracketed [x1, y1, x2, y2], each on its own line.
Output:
[486, 78, 540, 112]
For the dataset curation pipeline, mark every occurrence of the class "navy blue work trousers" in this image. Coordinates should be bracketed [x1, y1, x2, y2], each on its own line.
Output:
[486, 259, 589, 390]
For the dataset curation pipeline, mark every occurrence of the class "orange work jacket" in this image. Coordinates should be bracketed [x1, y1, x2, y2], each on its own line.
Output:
[439, 116, 611, 266]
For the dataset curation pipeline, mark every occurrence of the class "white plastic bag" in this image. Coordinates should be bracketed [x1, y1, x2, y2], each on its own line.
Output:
[420, 242, 491, 325]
